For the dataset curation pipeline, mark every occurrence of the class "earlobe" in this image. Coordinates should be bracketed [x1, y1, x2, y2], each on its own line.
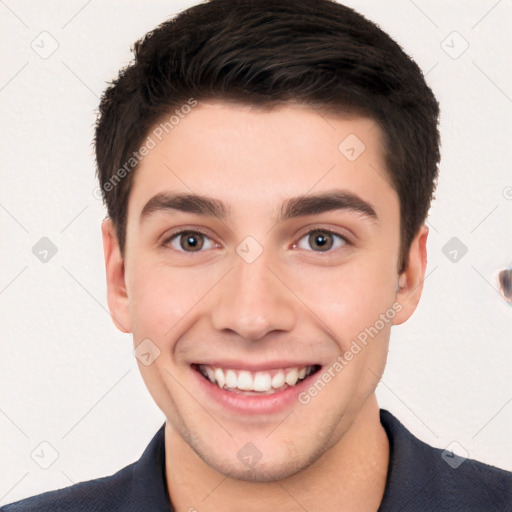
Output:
[393, 225, 429, 325]
[101, 218, 132, 333]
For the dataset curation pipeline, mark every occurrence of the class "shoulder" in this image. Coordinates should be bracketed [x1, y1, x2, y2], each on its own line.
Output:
[0, 464, 136, 512]
[1, 424, 169, 512]
[418, 437, 512, 510]
[379, 410, 512, 511]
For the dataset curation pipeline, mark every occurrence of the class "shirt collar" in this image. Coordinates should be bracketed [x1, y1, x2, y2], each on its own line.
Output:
[377, 409, 436, 511]
[129, 423, 173, 511]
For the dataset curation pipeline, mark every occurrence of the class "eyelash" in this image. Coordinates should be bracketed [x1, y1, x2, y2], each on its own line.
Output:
[162, 228, 351, 253]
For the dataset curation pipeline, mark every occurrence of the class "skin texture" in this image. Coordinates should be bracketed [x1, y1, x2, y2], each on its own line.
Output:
[102, 103, 428, 511]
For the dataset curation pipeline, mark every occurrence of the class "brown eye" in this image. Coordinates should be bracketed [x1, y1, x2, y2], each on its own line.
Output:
[180, 232, 204, 251]
[168, 231, 214, 252]
[295, 229, 347, 252]
[308, 231, 333, 251]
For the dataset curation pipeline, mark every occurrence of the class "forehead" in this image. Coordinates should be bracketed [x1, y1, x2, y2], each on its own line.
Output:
[128, 102, 396, 217]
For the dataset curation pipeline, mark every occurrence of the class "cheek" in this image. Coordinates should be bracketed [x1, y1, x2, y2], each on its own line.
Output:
[288, 254, 398, 349]
[125, 258, 229, 340]
[126, 260, 192, 339]
[125, 260, 216, 417]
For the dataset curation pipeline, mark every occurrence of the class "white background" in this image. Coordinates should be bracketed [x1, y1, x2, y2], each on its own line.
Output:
[1, 0, 511, 505]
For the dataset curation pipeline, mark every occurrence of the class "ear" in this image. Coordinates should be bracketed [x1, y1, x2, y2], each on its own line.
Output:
[101, 218, 132, 333]
[392, 225, 429, 325]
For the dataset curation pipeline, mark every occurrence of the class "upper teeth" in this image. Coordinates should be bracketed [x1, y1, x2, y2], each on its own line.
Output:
[199, 365, 315, 393]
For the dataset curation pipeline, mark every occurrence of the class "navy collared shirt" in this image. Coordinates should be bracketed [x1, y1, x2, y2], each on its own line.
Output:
[3, 410, 511, 511]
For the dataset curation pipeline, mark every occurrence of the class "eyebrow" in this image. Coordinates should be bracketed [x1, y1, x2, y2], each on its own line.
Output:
[281, 191, 377, 222]
[140, 190, 377, 223]
[140, 193, 228, 221]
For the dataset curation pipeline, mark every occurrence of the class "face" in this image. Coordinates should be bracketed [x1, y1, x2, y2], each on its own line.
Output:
[102, 102, 427, 482]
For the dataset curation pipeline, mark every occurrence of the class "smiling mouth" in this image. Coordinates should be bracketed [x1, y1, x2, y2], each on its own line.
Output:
[192, 363, 322, 395]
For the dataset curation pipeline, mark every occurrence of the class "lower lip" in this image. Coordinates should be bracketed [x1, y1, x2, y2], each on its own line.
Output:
[191, 366, 320, 416]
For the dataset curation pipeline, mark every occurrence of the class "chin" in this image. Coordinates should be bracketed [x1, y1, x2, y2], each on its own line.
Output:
[188, 431, 331, 484]
[204, 455, 310, 483]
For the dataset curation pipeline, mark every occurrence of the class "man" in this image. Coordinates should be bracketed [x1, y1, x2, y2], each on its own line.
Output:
[3, 0, 511, 510]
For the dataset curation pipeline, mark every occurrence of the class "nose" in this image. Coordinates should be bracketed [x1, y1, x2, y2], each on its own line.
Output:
[210, 255, 297, 341]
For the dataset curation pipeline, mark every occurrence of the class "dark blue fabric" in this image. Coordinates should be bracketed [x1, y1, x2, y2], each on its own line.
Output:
[3, 410, 511, 511]
[378, 410, 512, 511]
[1, 424, 171, 512]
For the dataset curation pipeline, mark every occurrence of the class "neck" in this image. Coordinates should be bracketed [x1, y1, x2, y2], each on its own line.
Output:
[165, 395, 389, 512]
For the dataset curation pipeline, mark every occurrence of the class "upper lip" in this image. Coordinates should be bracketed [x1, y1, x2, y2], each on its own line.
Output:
[193, 361, 320, 371]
